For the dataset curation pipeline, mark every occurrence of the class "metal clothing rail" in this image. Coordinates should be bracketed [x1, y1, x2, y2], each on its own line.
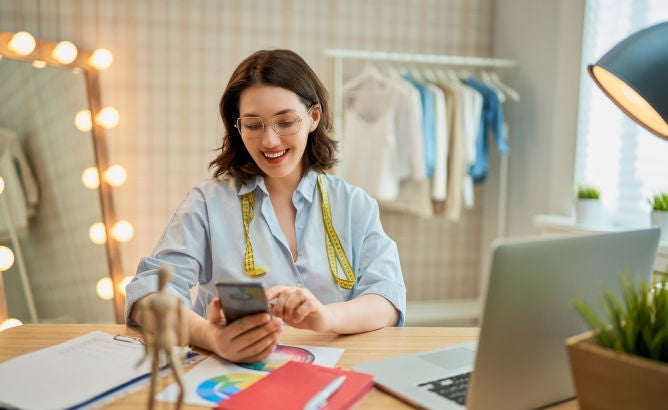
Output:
[323, 48, 517, 68]
[324, 48, 517, 308]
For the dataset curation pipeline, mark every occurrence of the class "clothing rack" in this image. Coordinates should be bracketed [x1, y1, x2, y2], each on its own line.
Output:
[323, 48, 516, 237]
[324, 49, 517, 324]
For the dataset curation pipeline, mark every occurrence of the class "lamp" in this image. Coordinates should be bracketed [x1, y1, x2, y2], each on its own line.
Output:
[588, 21, 668, 140]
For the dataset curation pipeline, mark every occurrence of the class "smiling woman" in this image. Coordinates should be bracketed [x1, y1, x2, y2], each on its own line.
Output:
[0, 31, 126, 325]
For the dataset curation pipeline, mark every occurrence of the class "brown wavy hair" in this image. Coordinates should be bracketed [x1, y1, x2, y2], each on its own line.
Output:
[209, 49, 337, 183]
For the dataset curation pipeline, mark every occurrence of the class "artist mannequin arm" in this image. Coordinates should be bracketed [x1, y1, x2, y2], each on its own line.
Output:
[130, 295, 283, 363]
[266, 286, 399, 334]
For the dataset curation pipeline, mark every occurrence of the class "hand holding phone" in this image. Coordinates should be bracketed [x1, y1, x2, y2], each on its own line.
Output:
[215, 282, 270, 323]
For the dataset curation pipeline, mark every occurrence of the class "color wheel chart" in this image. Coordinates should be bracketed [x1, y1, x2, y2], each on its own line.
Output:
[197, 372, 264, 403]
[238, 344, 315, 371]
[195, 345, 315, 404]
[156, 343, 343, 406]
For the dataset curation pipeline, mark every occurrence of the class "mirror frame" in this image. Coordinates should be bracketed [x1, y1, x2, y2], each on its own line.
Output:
[0, 32, 125, 323]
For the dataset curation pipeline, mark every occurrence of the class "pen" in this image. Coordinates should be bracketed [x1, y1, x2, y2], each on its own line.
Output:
[303, 375, 347, 410]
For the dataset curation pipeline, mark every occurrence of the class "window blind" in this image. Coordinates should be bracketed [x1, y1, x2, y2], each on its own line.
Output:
[575, 0, 668, 227]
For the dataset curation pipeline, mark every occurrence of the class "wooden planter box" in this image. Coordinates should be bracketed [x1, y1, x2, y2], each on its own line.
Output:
[566, 331, 668, 410]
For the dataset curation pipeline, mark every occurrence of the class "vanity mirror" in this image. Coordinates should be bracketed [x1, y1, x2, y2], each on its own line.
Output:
[0, 31, 125, 324]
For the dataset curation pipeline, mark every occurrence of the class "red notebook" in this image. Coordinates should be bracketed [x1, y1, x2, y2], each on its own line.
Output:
[217, 361, 375, 410]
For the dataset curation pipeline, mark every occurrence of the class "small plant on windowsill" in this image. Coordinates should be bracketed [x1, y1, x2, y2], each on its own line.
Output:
[648, 193, 668, 211]
[566, 274, 668, 409]
[575, 184, 601, 226]
[576, 184, 600, 200]
[649, 193, 668, 242]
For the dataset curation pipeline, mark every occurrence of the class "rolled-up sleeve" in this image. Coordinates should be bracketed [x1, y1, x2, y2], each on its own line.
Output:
[124, 188, 211, 323]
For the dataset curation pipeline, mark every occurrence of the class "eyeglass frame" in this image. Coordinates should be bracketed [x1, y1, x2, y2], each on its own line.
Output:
[234, 105, 314, 139]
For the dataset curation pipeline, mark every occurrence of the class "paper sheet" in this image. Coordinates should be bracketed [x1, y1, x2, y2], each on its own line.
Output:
[0, 331, 154, 410]
[157, 344, 344, 407]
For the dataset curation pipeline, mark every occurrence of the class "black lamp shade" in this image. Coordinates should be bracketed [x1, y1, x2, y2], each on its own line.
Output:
[588, 21, 668, 140]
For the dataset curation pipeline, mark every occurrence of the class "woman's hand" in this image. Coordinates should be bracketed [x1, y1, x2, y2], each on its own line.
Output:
[204, 298, 283, 363]
[265, 285, 334, 332]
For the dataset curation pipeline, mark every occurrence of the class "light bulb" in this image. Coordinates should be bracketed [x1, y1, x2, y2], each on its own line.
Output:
[96, 277, 114, 300]
[0, 176, 4, 194]
[89, 222, 107, 245]
[75, 109, 92, 132]
[89, 48, 113, 70]
[8, 31, 36, 56]
[0, 318, 23, 332]
[95, 107, 119, 129]
[103, 165, 127, 187]
[111, 220, 133, 242]
[32, 60, 47, 68]
[51, 40, 78, 64]
[0, 246, 15, 271]
[81, 167, 100, 189]
[119, 276, 133, 296]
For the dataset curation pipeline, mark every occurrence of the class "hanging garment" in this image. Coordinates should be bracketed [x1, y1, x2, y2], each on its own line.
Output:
[340, 67, 404, 201]
[463, 76, 509, 182]
[0, 128, 40, 241]
[402, 74, 437, 178]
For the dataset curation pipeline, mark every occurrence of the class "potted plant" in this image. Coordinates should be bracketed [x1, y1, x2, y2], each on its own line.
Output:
[566, 274, 668, 409]
[575, 184, 601, 226]
[648, 193, 668, 241]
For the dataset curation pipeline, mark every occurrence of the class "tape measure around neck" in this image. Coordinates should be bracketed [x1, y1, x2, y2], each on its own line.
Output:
[241, 192, 267, 276]
[316, 174, 356, 289]
[239, 174, 356, 289]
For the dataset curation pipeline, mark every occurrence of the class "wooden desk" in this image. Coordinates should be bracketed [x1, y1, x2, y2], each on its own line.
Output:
[0, 324, 576, 409]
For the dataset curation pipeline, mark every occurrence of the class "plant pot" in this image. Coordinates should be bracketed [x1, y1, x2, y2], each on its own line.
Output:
[575, 199, 601, 227]
[566, 331, 668, 410]
[650, 210, 668, 242]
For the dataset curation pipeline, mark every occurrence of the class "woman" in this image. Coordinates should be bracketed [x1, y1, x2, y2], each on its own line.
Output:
[125, 49, 406, 363]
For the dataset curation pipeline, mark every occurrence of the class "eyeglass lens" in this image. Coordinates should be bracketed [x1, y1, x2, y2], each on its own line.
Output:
[237, 112, 303, 139]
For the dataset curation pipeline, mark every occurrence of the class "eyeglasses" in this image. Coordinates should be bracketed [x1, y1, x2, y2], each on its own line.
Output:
[235, 106, 313, 139]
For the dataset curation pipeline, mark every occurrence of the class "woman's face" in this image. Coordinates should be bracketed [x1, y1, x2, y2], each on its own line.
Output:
[237, 85, 319, 183]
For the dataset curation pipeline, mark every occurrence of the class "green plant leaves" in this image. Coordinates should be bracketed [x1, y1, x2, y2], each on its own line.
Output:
[576, 184, 600, 199]
[648, 193, 668, 211]
[571, 273, 668, 363]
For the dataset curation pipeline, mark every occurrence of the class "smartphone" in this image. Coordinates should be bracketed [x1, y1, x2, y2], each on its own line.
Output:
[215, 282, 270, 323]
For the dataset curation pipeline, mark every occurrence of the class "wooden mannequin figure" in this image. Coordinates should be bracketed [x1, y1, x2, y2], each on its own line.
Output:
[137, 265, 189, 410]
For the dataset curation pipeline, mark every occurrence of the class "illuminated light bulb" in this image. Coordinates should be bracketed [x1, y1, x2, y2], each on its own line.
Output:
[96, 277, 114, 300]
[32, 60, 47, 68]
[8, 31, 36, 56]
[119, 276, 133, 296]
[75, 109, 92, 132]
[51, 40, 78, 64]
[103, 165, 127, 187]
[81, 167, 100, 189]
[89, 48, 113, 70]
[89, 222, 107, 245]
[95, 107, 119, 129]
[0, 318, 23, 331]
[0, 176, 4, 194]
[0, 246, 15, 271]
[111, 220, 133, 242]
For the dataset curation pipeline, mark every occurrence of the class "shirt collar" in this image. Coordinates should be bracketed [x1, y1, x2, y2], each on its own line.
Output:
[236, 170, 319, 203]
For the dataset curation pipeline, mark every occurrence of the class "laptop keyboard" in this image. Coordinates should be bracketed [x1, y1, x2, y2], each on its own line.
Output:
[417, 372, 471, 406]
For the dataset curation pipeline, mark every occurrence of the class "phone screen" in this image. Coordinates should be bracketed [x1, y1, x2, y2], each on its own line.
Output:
[215, 282, 269, 323]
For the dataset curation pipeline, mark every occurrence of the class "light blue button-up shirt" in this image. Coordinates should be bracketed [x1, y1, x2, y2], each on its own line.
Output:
[125, 170, 406, 326]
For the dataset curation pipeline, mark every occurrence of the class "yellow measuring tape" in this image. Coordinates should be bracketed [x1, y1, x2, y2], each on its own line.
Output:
[241, 192, 267, 276]
[240, 174, 356, 289]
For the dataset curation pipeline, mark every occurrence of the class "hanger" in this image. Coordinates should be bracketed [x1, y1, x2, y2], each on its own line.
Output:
[489, 71, 520, 102]
[481, 70, 506, 103]
[422, 67, 438, 83]
[342, 63, 389, 93]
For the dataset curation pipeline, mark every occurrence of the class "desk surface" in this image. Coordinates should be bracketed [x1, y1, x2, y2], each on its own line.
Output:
[0, 324, 577, 409]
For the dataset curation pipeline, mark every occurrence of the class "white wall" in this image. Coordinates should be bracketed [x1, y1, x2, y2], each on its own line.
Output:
[491, 0, 586, 238]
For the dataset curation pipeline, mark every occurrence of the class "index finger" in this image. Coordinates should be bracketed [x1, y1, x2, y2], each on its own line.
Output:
[265, 285, 288, 300]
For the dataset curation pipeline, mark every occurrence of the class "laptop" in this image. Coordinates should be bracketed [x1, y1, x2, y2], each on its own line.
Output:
[353, 228, 661, 410]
